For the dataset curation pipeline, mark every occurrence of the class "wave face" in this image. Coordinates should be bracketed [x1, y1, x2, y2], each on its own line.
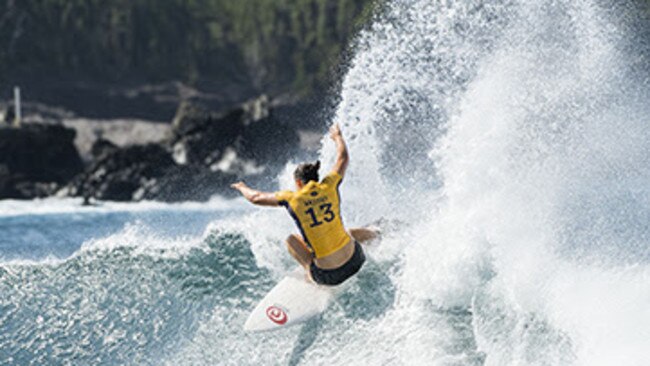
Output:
[1, 0, 649, 365]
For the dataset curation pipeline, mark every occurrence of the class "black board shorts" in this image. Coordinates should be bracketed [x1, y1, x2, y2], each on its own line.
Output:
[310, 241, 365, 286]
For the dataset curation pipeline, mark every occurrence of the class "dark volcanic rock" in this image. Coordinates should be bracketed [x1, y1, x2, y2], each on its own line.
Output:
[0, 164, 20, 198]
[0, 124, 83, 199]
[169, 95, 300, 173]
[66, 95, 303, 202]
[170, 101, 213, 136]
[90, 138, 118, 159]
[66, 143, 175, 201]
[169, 101, 246, 166]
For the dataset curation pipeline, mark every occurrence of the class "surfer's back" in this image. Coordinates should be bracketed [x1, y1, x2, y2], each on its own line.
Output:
[276, 172, 351, 258]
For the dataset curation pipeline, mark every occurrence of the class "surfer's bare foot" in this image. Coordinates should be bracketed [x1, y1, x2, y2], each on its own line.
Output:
[304, 271, 314, 283]
[349, 227, 380, 243]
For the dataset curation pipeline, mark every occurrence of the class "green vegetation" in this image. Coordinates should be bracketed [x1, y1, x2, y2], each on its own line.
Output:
[0, 0, 376, 96]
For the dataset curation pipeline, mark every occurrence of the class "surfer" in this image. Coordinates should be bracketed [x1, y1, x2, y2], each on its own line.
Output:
[231, 123, 377, 286]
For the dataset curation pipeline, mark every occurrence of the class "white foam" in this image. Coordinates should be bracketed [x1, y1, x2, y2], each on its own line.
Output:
[0, 196, 244, 217]
[77, 221, 201, 258]
[423, 0, 650, 364]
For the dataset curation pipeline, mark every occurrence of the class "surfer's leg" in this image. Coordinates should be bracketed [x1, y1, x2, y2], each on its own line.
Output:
[285, 234, 313, 269]
[349, 227, 380, 244]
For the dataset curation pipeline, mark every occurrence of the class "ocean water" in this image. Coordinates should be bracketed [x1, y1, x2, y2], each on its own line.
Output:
[2, 0, 649, 365]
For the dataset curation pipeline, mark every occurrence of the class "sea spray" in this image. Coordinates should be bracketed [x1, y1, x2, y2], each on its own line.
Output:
[423, 0, 650, 365]
[322, 0, 649, 364]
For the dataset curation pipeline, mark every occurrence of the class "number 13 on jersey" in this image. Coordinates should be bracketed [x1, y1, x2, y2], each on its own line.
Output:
[305, 203, 335, 227]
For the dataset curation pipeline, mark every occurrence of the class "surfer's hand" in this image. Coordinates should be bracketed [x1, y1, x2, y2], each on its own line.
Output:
[231, 181, 247, 191]
[329, 123, 342, 140]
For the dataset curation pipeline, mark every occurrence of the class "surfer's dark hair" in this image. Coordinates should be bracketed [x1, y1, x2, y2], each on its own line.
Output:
[294, 161, 320, 184]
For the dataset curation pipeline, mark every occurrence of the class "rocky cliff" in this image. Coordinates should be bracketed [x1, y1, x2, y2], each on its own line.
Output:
[0, 124, 83, 199]
[62, 96, 302, 202]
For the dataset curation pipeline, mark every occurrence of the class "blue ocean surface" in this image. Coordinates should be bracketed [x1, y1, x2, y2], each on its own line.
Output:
[0, 198, 398, 366]
[0, 199, 240, 261]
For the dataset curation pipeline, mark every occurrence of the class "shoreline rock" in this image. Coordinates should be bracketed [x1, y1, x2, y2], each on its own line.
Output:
[62, 95, 304, 202]
[0, 124, 83, 199]
[0, 93, 323, 202]
[62, 118, 169, 161]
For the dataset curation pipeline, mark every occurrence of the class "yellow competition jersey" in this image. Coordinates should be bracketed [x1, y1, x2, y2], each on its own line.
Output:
[275, 172, 351, 258]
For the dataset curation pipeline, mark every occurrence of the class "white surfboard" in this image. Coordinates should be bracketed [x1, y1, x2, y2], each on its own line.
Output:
[244, 268, 336, 332]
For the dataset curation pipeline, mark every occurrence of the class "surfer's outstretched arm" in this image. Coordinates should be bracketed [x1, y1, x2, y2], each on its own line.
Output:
[330, 123, 349, 177]
[231, 182, 279, 206]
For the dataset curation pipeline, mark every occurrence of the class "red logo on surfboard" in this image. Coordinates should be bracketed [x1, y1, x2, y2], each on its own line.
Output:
[266, 305, 288, 325]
